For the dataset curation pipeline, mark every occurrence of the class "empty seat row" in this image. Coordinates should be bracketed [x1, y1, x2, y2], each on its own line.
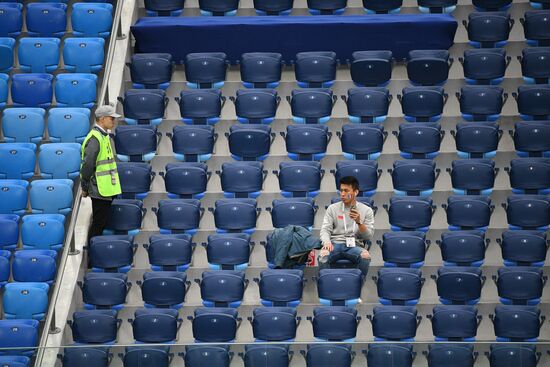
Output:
[0, 213, 65, 252]
[0, 179, 74, 216]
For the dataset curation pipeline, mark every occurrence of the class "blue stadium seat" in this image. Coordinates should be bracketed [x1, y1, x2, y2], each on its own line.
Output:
[0, 180, 28, 216]
[219, 161, 263, 198]
[117, 162, 152, 200]
[418, 0, 457, 13]
[0, 73, 6, 108]
[184, 52, 227, 88]
[254, 0, 293, 15]
[252, 307, 297, 341]
[513, 121, 550, 157]
[444, 196, 492, 231]
[2, 108, 45, 143]
[240, 52, 282, 88]
[123, 346, 171, 367]
[146, 233, 193, 272]
[0, 356, 30, 367]
[244, 345, 289, 367]
[29, 179, 73, 215]
[426, 344, 474, 367]
[0, 38, 14, 73]
[391, 159, 436, 196]
[306, 344, 352, 367]
[307, 0, 347, 14]
[233, 89, 278, 124]
[258, 269, 303, 307]
[462, 48, 507, 85]
[3, 282, 49, 320]
[371, 306, 418, 341]
[18, 38, 60, 73]
[340, 124, 384, 160]
[270, 198, 315, 229]
[333, 160, 379, 197]
[505, 194, 550, 230]
[277, 161, 322, 198]
[350, 51, 392, 87]
[129, 53, 172, 89]
[345, 87, 390, 123]
[0, 320, 39, 356]
[26, 3, 67, 38]
[508, 158, 550, 194]
[191, 307, 238, 342]
[499, 230, 547, 266]
[170, 125, 214, 162]
[492, 305, 541, 341]
[22, 214, 65, 251]
[0, 143, 36, 179]
[0, 214, 19, 251]
[70, 309, 118, 344]
[177, 89, 223, 125]
[435, 267, 483, 305]
[0, 4, 22, 37]
[450, 159, 496, 195]
[72, 3, 113, 38]
[318, 269, 363, 306]
[55, 73, 97, 108]
[139, 271, 187, 309]
[114, 125, 158, 162]
[228, 124, 271, 161]
[387, 196, 433, 232]
[213, 198, 258, 234]
[295, 52, 337, 87]
[376, 268, 422, 305]
[153, 199, 201, 235]
[488, 344, 537, 367]
[285, 124, 329, 161]
[119, 89, 166, 126]
[407, 50, 450, 85]
[64, 38, 105, 73]
[162, 162, 208, 199]
[516, 85, 550, 121]
[184, 345, 231, 367]
[496, 267, 544, 305]
[88, 235, 134, 273]
[47, 107, 91, 143]
[199, 0, 239, 15]
[104, 199, 144, 236]
[131, 308, 179, 343]
[11, 73, 53, 108]
[39, 143, 81, 179]
[454, 122, 499, 158]
[311, 306, 358, 341]
[473, 0, 511, 10]
[520, 47, 550, 84]
[145, 0, 185, 16]
[206, 233, 251, 270]
[439, 230, 486, 267]
[200, 270, 245, 308]
[400, 86, 445, 122]
[366, 344, 413, 366]
[0, 250, 10, 288]
[362, 0, 402, 13]
[397, 123, 442, 159]
[430, 305, 478, 341]
[289, 89, 333, 124]
[81, 273, 128, 310]
[466, 12, 512, 48]
[62, 348, 109, 367]
[524, 10, 550, 46]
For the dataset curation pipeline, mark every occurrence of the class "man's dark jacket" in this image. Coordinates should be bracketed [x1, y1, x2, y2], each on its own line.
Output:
[270, 225, 322, 269]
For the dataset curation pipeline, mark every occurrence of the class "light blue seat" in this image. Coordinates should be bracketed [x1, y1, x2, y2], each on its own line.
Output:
[38, 143, 81, 179]
[11, 73, 53, 108]
[0, 143, 37, 179]
[18, 38, 60, 73]
[2, 108, 46, 144]
[0, 3, 23, 38]
[0, 180, 28, 216]
[55, 73, 97, 108]
[0, 38, 15, 73]
[63, 37, 105, 73]
[22, 214, 65, 251]
[26, 3, 67, 38]
[47, 108, 91, 143]
[72, 3, 113, 38]
[3, 282, 50, 320]
[30, 179, 74, 215]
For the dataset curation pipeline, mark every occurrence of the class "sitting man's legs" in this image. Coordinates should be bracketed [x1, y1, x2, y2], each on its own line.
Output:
[318, 244, 371, 276]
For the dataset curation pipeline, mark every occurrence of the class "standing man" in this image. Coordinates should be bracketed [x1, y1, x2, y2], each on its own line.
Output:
[81, 105, 122, 242]
[319, 176, 375, 276]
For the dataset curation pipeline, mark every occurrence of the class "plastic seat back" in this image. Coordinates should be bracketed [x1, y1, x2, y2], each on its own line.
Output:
[132, 308, 179, 343]
[0, 143, 37, 179]
[147, 233, 193, 271]
[407, 49, 450, 85]
[312, 306, 358, 341]
[463, 48, 506, 85]
[117, 162, 152, 200]
[220, 161, 263, 198]
[64, 37, 105, 73]
[439, 230, 486, 266]
[3, 282, 49, 320]
[451, 159, 496, 195]
[213, 199, 257, 233]
[0, 180, 28, 216]
[155, 199, 201, 234]
[295, 52, 337, 87]
[200, 270, 245, 308]
[72, 3, 113, 38]
[11, 73, 53, 108]
[0, 4, 22, 37]
[114, 125, 157, 162]
[30, 179, 74, 215]
[340, 124, 384, 160]
[318, 269, 363, 306]
[228, 124, 271, 161]
[259, 269, 304, 307]
[129, 53, 172, 89]
[163, 162, 208, 198]
[171, 125, 214, 162]
[88, 235, 134, 272]
[381, 231, 427, 268]
[184, 52, 227, 88]
[278, 161, 322, 197]
[71, 310, 118, 344]
[285, 124, 328, 161]
[178, 89, 223, 125]
[346, 87, 390, 123]
[467, 12, 511, 48]
[334, 160, 379, 196]
[372, 306, 418, 340]
[240, 52, 282, 87]
[388, 196, 433, 231]
[431, 305, 478, 341]
[22, 214, 65, 251]
[206, 233, 251, 270]
[436, 267, 483, 305]
[38, 143, 81, 179]
[18, 38, 60, 73]
[455, 122, 499, 158]
[26, 3, 67, 38]
[47, 107, 91, 143]
[401, 86, 444, 122]
[351, 51, 393, 87]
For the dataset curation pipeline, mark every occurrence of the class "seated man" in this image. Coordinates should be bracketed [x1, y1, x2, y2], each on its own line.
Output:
[319, 176, 374, 276]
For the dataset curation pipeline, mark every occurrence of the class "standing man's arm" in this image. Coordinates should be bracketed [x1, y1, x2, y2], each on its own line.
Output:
[80, 137, 100, 197]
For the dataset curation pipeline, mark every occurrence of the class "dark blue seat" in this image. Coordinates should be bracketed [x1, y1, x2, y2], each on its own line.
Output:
[462, 48, 507, 85]
[450, 159, 496, 195]
[454, 122, 499, 158]
[473, 0, 511, 10]
[81, 273, 128, 310]
[439, 231, 486, 267]
[0, 180, 28, 216]
[516, 85, 550, 120]
[362, 0, 402, 13]
[0, 4, 22, 37]
[496, 267, 544, 305]
[22, 214, 65, 251]
[184, 52, 227, 88]
[418, 0, 457, 13]
[351, 51, 392, 87]
[270, 198, 315, 229]
[146, 233, 193, 271]
[63, 38, 105, 74]
[144, 0, 185, 16]
[387, 196, 433, 232]
[391, 159, 436, 196]
[285, 124, 329, 161]
[430, 305, 478, 341]
[30, 178, 73, 215]
[206, 233, 251, 270]
[382, 232, 428, 270]
[400, 86, 445, 122]
[26, 3, 67, 38]
[376, 268, 422, 305]
[345, 87, 390, 123]
[500, 230, 547, 266]
[70, 310, 118, 344]
[366, 344, 413, 366]
[295, 52, 337, 88]
[123, 346, 171, 367]
[139, 271, 187, 309]
[62, 348, 108, 367]
[258, 269, 303, 307]
[407, 50, 450, 85]
[509, 158, 550, 194]
[184, 345, 230, 367]
[244, 345, 289, 367]
[524, 10, 550, 46]
[119, 89, 167, 126]
[234, 89, 278, 124]
[252, 307, 297, 341]
[162, 162, 208, 199]
[104, 199, 144, 236]
[289, 89, 333, 124]
[114, 125, 157, 162]
[435, 267, 483, 305]
[240, 52, 282, 88]
[0, 73, 8, 108]
[0, 320, 39, 356]
[129, 53, 172, 89]
[88, 235, 134, 273]
[0, 38, 15, 73]
[427, 344, 475, 367]
[171, 125, 214, 162]
[3, 282, 49, 320]
[47, 107, 91, 144]
[277, 161, 322, 197]
[0, 214, 19, 251]
[521, 47, 550, 84]
[177, 89, 223, 125]
[307, 0, 347, 14]
[492, 305, 541, 341]
[317, 269, 363, 307]
[12, 250, 57, 284]
[191, 307, 238, 342]
[200, 270, 245, 307]
[11, 73, 53, 108]
[306, 344, 352, 367]
[488, 344, 537, 367]
[71, 3, 113, 38]
[219, 161, 263, 198]
[505, 194, 550, 230]
[117, 162, 152, 200]
[333, 160, 379, 197]
[213, 198, 257, 234]
[467, 12, 511, 48]
[513, 121, 550, 157]
[131, 308, 179, 343]
[398, 123, 442, 159]
[371, 306, 418, 341]
[254, 0, 293, 15]
[445, 196, 492, 231]
[311, 306, 358, 341]
[228, 124, 271, 161]
[153, 199, 201, 235]
[18, 38, 60, 73]
[199, 0, 239, 16]
[340, 124, 384, 160]
[39, 143, 81, 179]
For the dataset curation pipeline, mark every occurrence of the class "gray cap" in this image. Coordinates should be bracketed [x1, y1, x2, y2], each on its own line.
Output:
[95, 105, 121, 119]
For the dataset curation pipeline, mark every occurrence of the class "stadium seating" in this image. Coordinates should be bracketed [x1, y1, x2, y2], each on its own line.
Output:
[3, 107, 47, 144]
[119, 89, 167, 125]
[63, 38, 105, 73]
[350, 51, 392, 87]
[129, 53, 173, 89]
[162, 162, 208, 199]
[233, 89, 278, 124]
[177, 89, 224, 125]
[344, 87, 390, 123]
[295, 52, 337, 88]
[240, 52, 282, 88]
[18, 38, 60, 73]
